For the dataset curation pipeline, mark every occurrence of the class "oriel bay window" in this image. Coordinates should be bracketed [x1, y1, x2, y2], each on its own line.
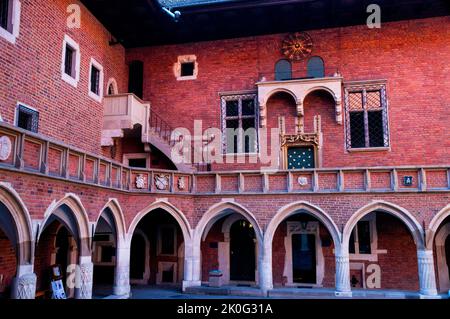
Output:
[344, 81, 389, 150]
[221, 94, 258, 154]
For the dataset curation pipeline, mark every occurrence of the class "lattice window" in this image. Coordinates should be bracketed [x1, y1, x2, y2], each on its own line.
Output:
[16, 104, 39, 133]
[344, 82, 389, 150]
[221, 93, 258, 154]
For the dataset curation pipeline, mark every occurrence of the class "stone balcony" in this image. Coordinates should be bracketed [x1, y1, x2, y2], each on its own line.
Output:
[256, 75, 343, 127]
[101, 93, 151, 147]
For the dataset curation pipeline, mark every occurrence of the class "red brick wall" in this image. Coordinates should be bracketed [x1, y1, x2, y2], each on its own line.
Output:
[201, 219, 224, 281]
[127, 16, 450, 170]
[0, 0, 128, 155]
[0, 228, 16, 297]
[349, 213, 419, 291]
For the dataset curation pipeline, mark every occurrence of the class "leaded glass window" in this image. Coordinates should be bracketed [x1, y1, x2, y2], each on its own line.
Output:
[221, 94, 258, 154]
[344, 82, 389, 150]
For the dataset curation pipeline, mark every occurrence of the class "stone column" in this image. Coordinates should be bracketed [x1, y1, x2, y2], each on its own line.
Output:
[75, 256, 93, 299]
[182, 241, 201, 291]
[11, 264, 37, 299]
[259, 244, 273, 296]
[113, 245, 131, 297]
[417, 250, 438, 298]
[335, 250, 352, 297]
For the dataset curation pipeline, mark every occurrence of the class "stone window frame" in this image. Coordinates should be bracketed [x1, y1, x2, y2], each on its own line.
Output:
[106, 78, 118, 95]
[123, 153, 151, 169]
[173, 55, 198, 81]
[88, 57, 104, 103]
[344, 80, 390, 152]
[349, 214, 387, 262]
[157, 224, 177, 257]
[0, 0, 20, 44]
[61, 34, 81, 88]
[220, 92, 259, 155]
[15, 102, 39, 133]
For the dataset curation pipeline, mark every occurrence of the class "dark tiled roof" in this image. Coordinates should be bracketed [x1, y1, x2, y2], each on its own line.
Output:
[159, 0, 239, 8]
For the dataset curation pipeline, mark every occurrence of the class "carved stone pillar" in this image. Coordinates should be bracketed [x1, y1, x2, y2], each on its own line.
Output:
[259, 244, 273, 295]
[113, 246, 131, 297]
[182, 241, 201, 291]
[75, 261, 93, 299]
[417, 250, 438, 298]
[335, 251, 352, 297]
[335, 100, 343, 125]
[11, 271, 37, 299]
[259, 103, 267, 128]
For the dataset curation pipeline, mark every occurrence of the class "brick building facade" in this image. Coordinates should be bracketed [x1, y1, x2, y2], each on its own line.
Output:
[0, 0, 449, 299]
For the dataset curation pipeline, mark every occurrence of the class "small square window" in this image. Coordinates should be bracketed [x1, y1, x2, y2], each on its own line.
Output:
[61, 35, 80, 87]
[64, 45, 75, 77]
[181, 62, 195, 77]
[0, 0, 20, 44]
[17, 104, 39, 133]
[0, 0, 10, 31]
[88, 58, 104, 102]
[128, 158, 147, 168]
[90, 66, 100, 95]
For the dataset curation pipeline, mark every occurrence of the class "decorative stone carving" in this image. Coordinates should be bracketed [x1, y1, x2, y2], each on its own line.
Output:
[135, 174, 146, 189]
[13, 273, 37, 299]
[281, 133, 320, 148]
[282, 32, 313, 61]
[0, 136, 12, 161]
[298, 177, 308, 186]
[155, 174, 169, 190]
[177, 176, 186, 190]
[417, 250, 438, 297]
[76, 262, 93, 299]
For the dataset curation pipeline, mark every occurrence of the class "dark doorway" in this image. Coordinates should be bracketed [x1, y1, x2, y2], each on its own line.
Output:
[55, 227, 70, 288]
[130, 234, 146, 281]
[446, 235, 450, 279]
[230, 220, 256, 282]
[292, 234, 316, 284]
[128, 60, 144, 99]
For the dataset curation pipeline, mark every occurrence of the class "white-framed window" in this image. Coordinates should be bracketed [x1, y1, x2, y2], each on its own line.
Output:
[157, 225, 177, 257]
[15, 102, 38, 133]
[0, 0, 20, 44]
[88, 58, 104, 102]
[221, 93, 258, 154]
[173, 55, 198, 81]
[61, 34, 80, 87]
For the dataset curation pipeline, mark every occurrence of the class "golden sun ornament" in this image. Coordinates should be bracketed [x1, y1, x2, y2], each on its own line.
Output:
[282, 32, 313, 61]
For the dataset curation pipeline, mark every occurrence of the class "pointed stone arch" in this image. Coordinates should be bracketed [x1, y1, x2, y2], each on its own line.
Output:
[96, 198, 127, 243]
[343, 200, 425, 251]
[39, 193, 91, 256]
[193, 200, 263, 246]
[426, 204, 450, 250]
[191, 200, 263, 285]
[127, 199, 192, 243]
[264, 201, 341, 250]
[0, 182, 33, 265]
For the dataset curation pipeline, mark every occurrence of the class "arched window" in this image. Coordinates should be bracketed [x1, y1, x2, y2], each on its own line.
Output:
[106, 78, 118, 95]
[307, 56, 325, 78]
[275, 59, 292, 81]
